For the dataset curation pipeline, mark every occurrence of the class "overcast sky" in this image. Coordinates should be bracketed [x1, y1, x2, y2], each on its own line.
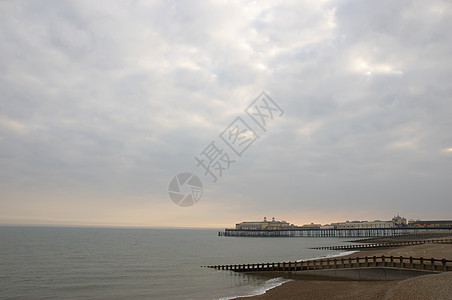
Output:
[1, 0, 451, 228]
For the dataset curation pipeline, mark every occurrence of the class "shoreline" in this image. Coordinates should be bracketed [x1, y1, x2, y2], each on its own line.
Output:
[221, 250, 361, 299]
[234, 239, 452, 300]
[296, 250, 358, 262]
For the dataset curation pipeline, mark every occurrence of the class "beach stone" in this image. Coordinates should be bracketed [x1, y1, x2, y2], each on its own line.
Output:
[384, 272, 452, 300]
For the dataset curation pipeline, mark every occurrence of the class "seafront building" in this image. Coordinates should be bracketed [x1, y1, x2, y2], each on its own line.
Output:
[235, 217, 296, 230]
[332, 215, 407, 229]
[332, 220, 393, 229]
[408, 220, 452, 228]
[234, 215, 452, 230]
[225, 215, 452, 238]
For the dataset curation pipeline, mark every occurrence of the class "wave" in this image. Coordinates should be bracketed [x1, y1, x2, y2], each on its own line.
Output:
[217, 252, 359, 299]
[217, 277, 293, 300]
[296, 250, 358, 262]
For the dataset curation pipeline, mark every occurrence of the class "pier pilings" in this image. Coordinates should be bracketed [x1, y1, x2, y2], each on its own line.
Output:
[218, 227, 452, 238]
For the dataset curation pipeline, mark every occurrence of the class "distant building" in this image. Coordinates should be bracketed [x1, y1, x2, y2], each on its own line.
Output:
[392, 215, 407, 226]
[332, 215, 407, 229]
[320, 225, 334, 229]
[332, 220, 393, 229]
[408, 220, 452, 228]
[234, 215, 452, 231]
[235, 217, 296, 230]
[301, 223, 321, 229]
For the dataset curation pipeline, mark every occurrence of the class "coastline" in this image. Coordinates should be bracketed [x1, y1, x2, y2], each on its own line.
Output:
[234, 239, 452, 300]
[220, 250, 361, 299]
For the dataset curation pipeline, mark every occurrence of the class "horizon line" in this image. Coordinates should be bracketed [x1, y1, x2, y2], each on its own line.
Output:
[0, 223, 223, 230]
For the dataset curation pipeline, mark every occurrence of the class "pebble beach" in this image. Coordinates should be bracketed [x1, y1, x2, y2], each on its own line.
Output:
[236, 238, 452, 300]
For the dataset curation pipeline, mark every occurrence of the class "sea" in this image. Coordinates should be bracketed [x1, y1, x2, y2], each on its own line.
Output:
[0, 226, 357, 300]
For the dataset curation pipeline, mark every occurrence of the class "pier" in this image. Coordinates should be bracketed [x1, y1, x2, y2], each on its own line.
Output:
[219, 227, 452, 238]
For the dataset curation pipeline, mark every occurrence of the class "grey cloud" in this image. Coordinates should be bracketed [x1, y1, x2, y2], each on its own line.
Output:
[1, 0, 451, 225]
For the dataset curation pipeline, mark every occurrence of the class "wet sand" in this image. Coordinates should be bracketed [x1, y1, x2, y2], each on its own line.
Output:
[236, 239, 452, 300]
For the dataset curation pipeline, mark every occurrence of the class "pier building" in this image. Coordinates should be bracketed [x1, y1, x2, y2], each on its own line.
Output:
[332, 215, 407, 229]
[235, 217, 296, 230]
[223, 216, 452, 237]
[408, 220, 452, 228]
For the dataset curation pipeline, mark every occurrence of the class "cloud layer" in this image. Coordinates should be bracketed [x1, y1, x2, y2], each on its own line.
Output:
[1, 0, 451, 227]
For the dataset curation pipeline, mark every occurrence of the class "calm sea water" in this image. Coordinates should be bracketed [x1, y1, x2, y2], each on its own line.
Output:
[0, 226, 354, 300]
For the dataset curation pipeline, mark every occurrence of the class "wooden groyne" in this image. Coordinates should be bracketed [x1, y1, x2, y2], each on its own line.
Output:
[203, 256, 452, 273]
[219, 227, 452, 238]
[311, 239, 452, 251]
[348, 231, 452, 243]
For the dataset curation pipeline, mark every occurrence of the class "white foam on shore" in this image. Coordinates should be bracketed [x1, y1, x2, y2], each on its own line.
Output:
[217, 251, 359, 299]
[217, 277, 293, 300]
[296, 250, 358, 262]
